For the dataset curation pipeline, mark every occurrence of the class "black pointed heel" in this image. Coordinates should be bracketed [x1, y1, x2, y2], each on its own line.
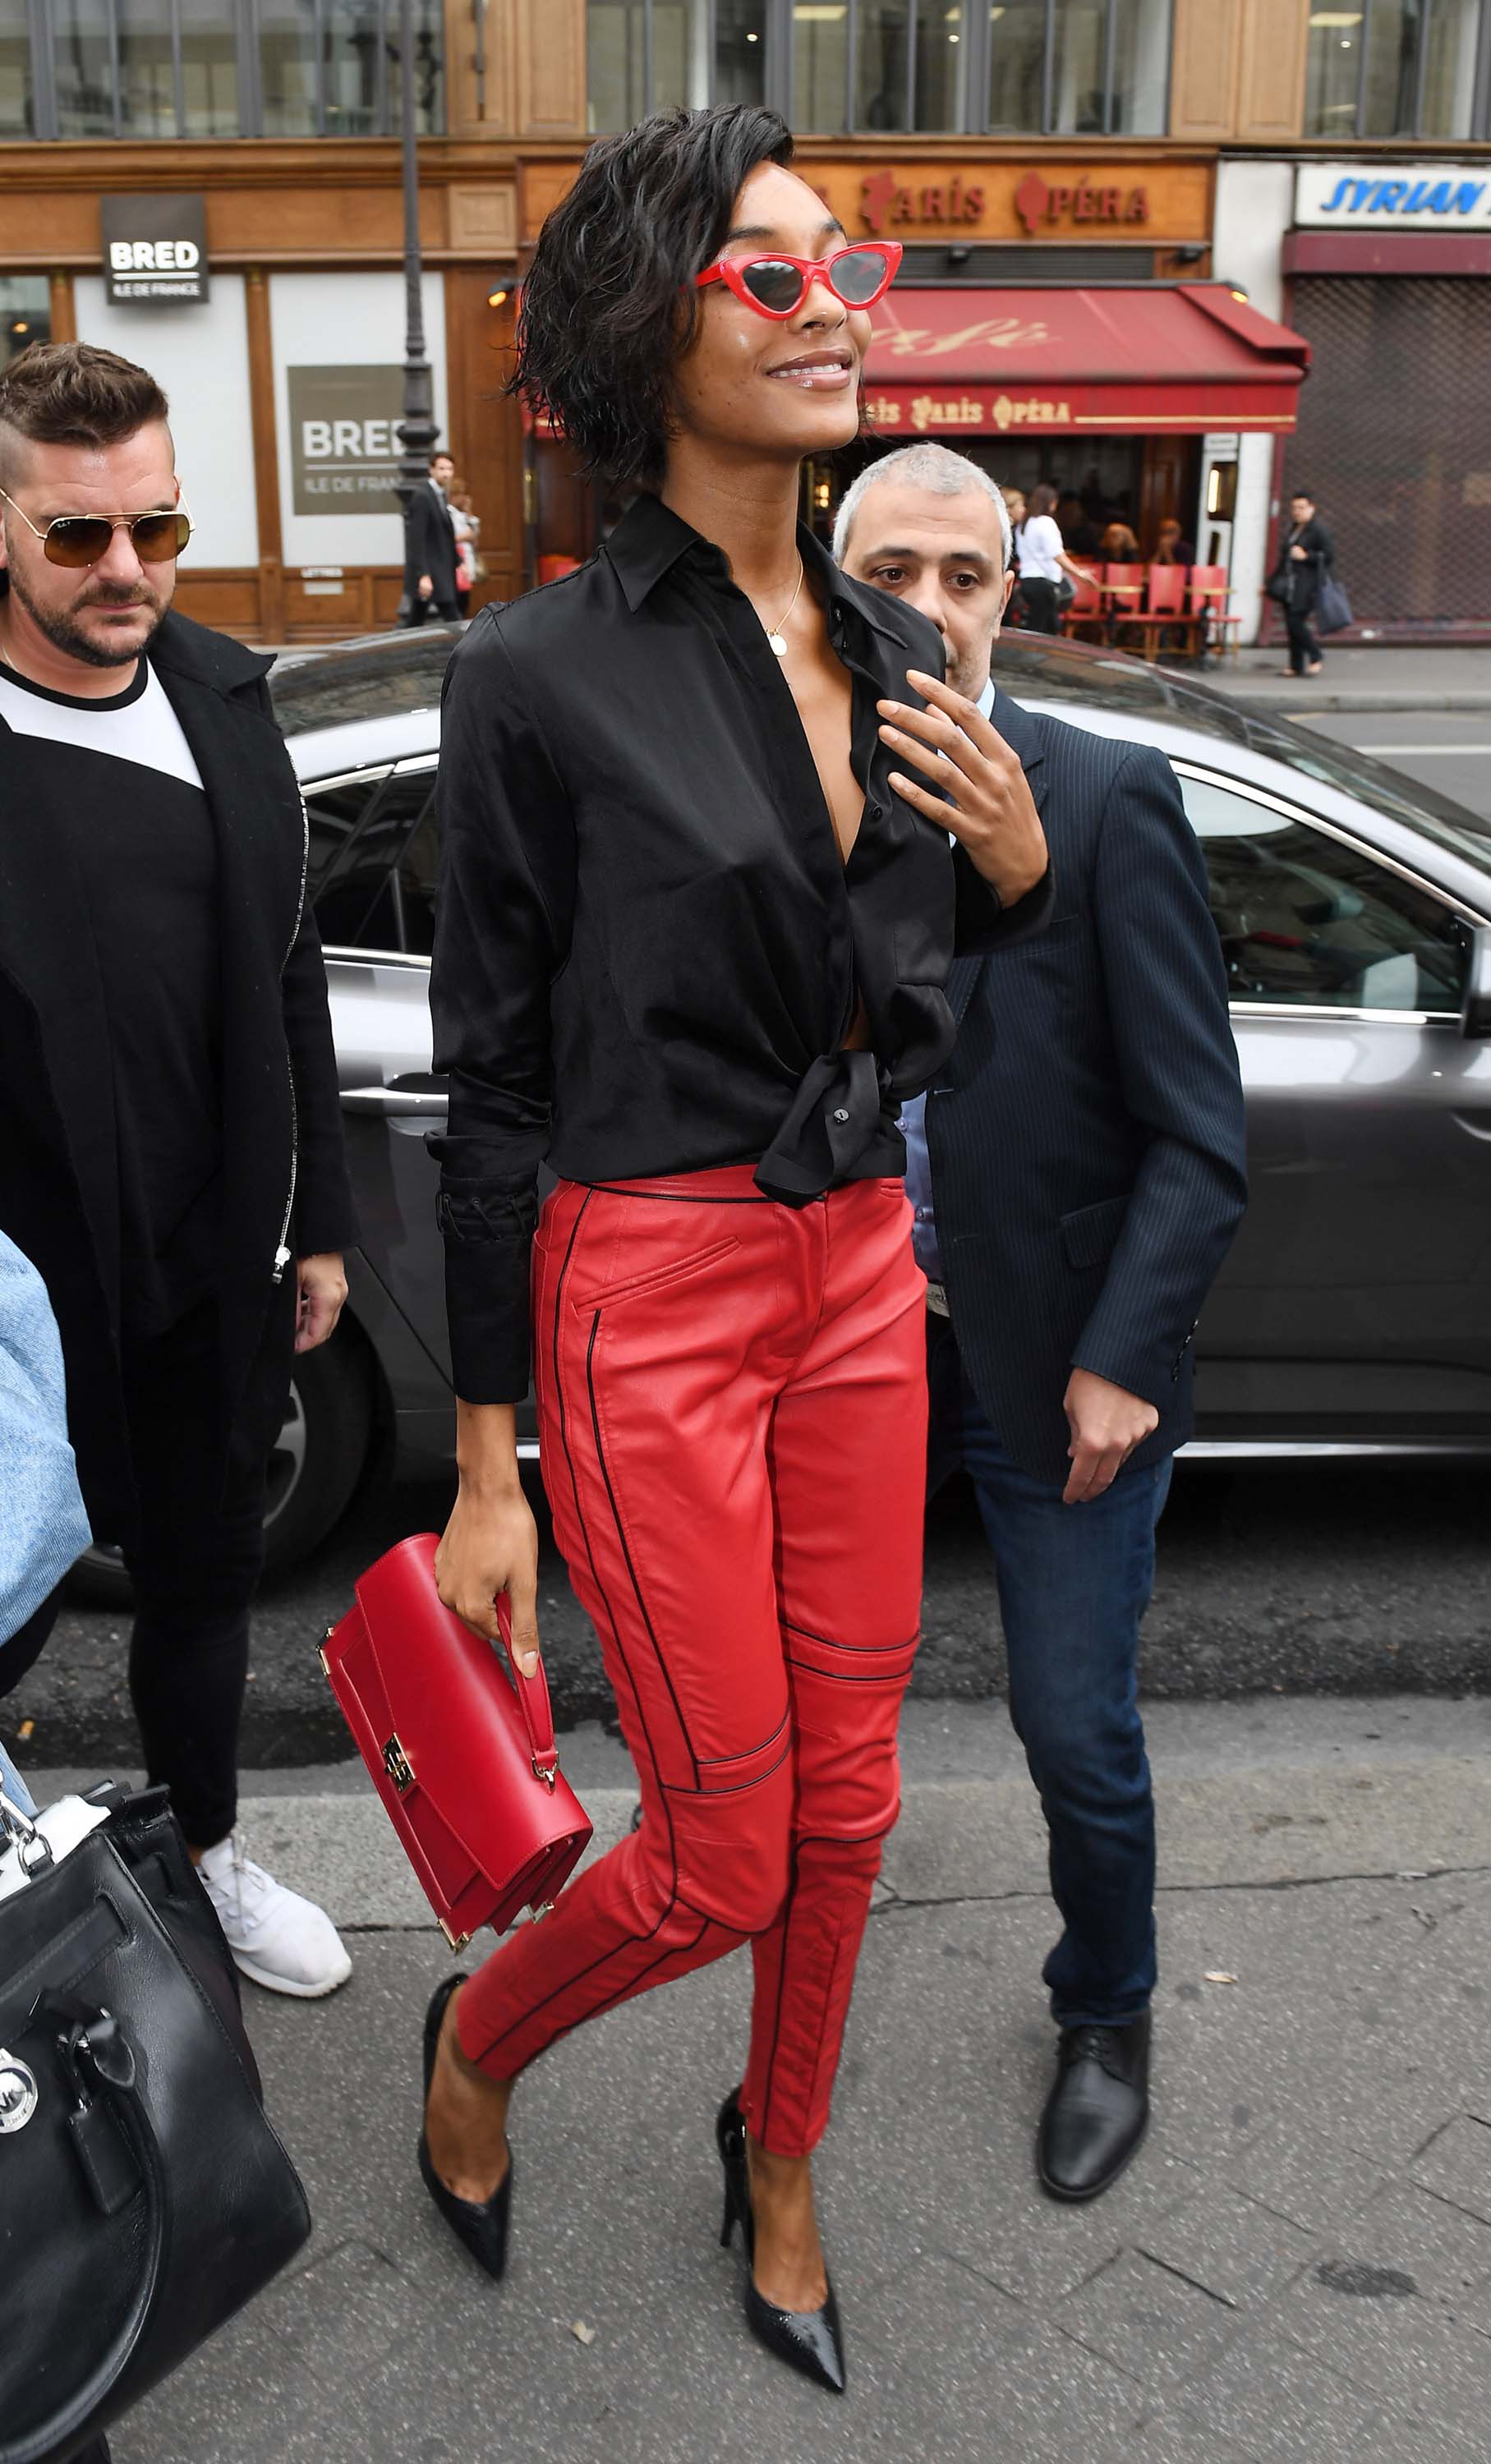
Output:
[417, 1974, 513, 2281]
[715, 2089, 846, 2395]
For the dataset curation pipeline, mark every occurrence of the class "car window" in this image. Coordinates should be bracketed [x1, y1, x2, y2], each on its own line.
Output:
[1177, 771, 1466, 1014]
[305, 766, 439, 954]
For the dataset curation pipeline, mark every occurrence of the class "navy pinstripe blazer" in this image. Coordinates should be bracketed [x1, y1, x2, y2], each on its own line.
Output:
[926, 684, 1249, 1487]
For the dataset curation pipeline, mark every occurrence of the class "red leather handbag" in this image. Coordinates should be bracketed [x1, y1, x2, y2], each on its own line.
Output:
[321, 1533, 591, 1950]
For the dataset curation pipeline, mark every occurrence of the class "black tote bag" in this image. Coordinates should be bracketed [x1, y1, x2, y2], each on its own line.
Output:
[0, 1784, 311, 2464]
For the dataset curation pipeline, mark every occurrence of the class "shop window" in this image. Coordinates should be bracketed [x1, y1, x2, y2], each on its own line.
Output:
[1305, 0, 1485, 140]
[180, 0, 239, 133]
[119, 0, 175, 136]
[587, 0, 1172, 131]
[21, 0, 439, 138]
[1178, 775, 1466, 1015]
[0, 0, 35, 136]
[54, 0, 115, 136]
[716, 0, 768, 103]
[0, 277, 50, 370]
[987, 0, 1047, 128]
[651, 0, 712, 108]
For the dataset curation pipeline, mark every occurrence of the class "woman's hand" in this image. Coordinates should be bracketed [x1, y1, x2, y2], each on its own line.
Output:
[879, 670, 1049, 908]
[435, 1401, 541, 1676]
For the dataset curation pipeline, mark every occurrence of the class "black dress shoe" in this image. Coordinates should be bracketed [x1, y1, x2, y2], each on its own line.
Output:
[716, 2089, 846, 2394]
[1037, 2013, 1151, 2204]
[417, 1973, 513, 2278]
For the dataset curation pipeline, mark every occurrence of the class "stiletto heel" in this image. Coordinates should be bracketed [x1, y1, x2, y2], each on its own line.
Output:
[417, 1974, 513, 2280]
[714, 2088, 846, 2395]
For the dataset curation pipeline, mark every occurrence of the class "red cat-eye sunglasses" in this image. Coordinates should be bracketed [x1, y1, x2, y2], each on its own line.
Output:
[695, 241, 903, 321]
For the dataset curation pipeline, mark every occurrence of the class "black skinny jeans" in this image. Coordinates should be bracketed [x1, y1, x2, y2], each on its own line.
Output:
[122, 1287, 293, 1850]
[1284, 604, 1320, 673]
[1020, 576, 1062, 635]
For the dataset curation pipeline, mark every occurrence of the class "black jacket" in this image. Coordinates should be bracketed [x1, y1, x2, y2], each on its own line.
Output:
[0, 611, 356, 1544]
[1272, 517, 1332, 615]
[927, 688, 1248, 1487]
[403, 481, 460, 614]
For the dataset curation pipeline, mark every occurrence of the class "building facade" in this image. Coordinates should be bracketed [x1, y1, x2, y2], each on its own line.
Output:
[2, 1, 1487, 638]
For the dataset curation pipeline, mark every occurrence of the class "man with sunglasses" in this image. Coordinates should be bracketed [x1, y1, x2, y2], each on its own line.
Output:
[0, 342, 356, 1999]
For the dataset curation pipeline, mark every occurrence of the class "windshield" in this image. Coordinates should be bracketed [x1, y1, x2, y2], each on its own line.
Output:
[269, 633, 458, 738]
[992, 635, 1489, 872]
[1231, 715, 1491, 869]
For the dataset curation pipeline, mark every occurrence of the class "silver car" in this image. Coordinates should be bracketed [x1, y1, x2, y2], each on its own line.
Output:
[77, 623, 1491, 1595]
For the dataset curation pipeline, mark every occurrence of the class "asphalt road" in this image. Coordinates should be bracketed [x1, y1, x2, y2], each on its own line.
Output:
[1286, 707, 1491, 827]
[13, 1446, 1489, 1772]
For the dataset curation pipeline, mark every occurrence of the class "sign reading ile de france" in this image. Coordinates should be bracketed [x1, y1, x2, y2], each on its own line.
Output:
[1295, 163, 1491, 228]
[101, 195, 209, 303]
[288, 367, 407, 517]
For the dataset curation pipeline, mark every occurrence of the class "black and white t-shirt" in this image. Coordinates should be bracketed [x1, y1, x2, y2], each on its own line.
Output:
[0, 655, 224, 1335]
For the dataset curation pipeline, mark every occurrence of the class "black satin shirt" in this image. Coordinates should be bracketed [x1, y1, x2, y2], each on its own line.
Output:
[430, 492, 1052, 1403]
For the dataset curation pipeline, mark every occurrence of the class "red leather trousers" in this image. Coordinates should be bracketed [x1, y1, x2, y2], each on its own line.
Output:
[454, 1167, 927, 2158]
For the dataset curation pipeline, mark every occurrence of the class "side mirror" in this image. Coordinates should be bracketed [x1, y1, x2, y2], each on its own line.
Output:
[1462, 924, 1491, 1039]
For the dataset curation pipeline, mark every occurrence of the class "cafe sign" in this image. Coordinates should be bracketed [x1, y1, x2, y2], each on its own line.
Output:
[101, 195, 209, 303]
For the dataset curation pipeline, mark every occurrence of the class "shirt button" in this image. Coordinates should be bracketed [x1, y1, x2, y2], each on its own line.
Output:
[832, 1107, 850, 1124]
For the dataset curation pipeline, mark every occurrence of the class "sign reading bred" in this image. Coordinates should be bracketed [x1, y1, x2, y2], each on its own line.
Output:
[102, 195, 209, 303]
[288, 365, 407, 517]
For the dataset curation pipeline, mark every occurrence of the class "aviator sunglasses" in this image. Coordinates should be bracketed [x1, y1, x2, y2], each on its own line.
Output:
[0, 486, 192, 568]
[696, 240, 903, 321]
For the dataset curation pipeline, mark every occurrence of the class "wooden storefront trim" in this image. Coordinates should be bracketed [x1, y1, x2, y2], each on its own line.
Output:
[243, 269, 284, 642]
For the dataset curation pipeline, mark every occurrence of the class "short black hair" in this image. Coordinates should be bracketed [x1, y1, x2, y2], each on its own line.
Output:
[1290, 488, 1314, 501]
[512, 105, 794, 490]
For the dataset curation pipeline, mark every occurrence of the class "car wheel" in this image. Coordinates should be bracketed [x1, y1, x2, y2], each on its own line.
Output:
[67, 1325, 378, 1608]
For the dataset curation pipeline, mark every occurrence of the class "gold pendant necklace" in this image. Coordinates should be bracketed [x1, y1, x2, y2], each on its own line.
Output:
[765, 556, 804, 657]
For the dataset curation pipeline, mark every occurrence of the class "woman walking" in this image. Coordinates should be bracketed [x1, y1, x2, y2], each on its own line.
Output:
[421, 104, 1050, 2393]
[1014, 481, 1091, 632]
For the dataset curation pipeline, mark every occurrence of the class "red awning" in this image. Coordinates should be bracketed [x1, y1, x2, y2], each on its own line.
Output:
[863, 284, 1310, 440]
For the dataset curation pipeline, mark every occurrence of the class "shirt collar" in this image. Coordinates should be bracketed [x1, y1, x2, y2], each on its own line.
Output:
[977, 677, 995, 719]
[605, 490, 904, 645]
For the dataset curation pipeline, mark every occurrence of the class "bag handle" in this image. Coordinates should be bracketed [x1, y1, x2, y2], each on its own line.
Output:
[495, 1601, 559, 1792]
[0, 2009, 168, 2464]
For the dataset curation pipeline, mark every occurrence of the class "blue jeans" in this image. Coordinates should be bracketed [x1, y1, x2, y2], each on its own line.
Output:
[930, 1324, 1170, 2028]
[0, 1740, 36, 1814]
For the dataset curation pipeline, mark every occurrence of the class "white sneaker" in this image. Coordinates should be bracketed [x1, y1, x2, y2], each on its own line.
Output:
[198, 1830, 352, 1999]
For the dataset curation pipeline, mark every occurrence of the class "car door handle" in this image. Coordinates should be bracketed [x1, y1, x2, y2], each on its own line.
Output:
[339, 1085, 449, 1117]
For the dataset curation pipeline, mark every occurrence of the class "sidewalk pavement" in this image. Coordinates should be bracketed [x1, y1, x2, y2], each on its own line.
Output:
[1197, 645, 1491, 714]
[46, 1694, 1491, 2464]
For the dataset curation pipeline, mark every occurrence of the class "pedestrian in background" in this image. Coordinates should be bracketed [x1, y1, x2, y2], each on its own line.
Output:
[1269, 489, 1332, 678]
[401, 448, 461, 625]
[839, 439, 1247, 2206]
[421, 104, 1051, 2393]
[449, 480, 479, 618]
[1100, 521, 1140, 563]
[1015, 480, 1091, 633]
[1153, 516, 1195, 568]
[0, 342, 356, 1998]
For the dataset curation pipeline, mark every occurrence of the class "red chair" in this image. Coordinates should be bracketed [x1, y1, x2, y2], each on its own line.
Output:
[1060, 568, 1105, 641]
[1189, 564, 1242, 663]
[1100, 561, 1146, 648]
[1134, 561, 1202, 663]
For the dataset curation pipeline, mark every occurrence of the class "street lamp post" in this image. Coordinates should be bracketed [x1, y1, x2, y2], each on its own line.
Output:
[393, 0, 439, 592]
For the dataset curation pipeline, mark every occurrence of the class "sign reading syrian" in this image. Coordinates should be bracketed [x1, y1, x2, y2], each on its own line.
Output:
[1295, 163, 1491, 228]
[288, 366, 407, 517]
[102, 195, 209, 303]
